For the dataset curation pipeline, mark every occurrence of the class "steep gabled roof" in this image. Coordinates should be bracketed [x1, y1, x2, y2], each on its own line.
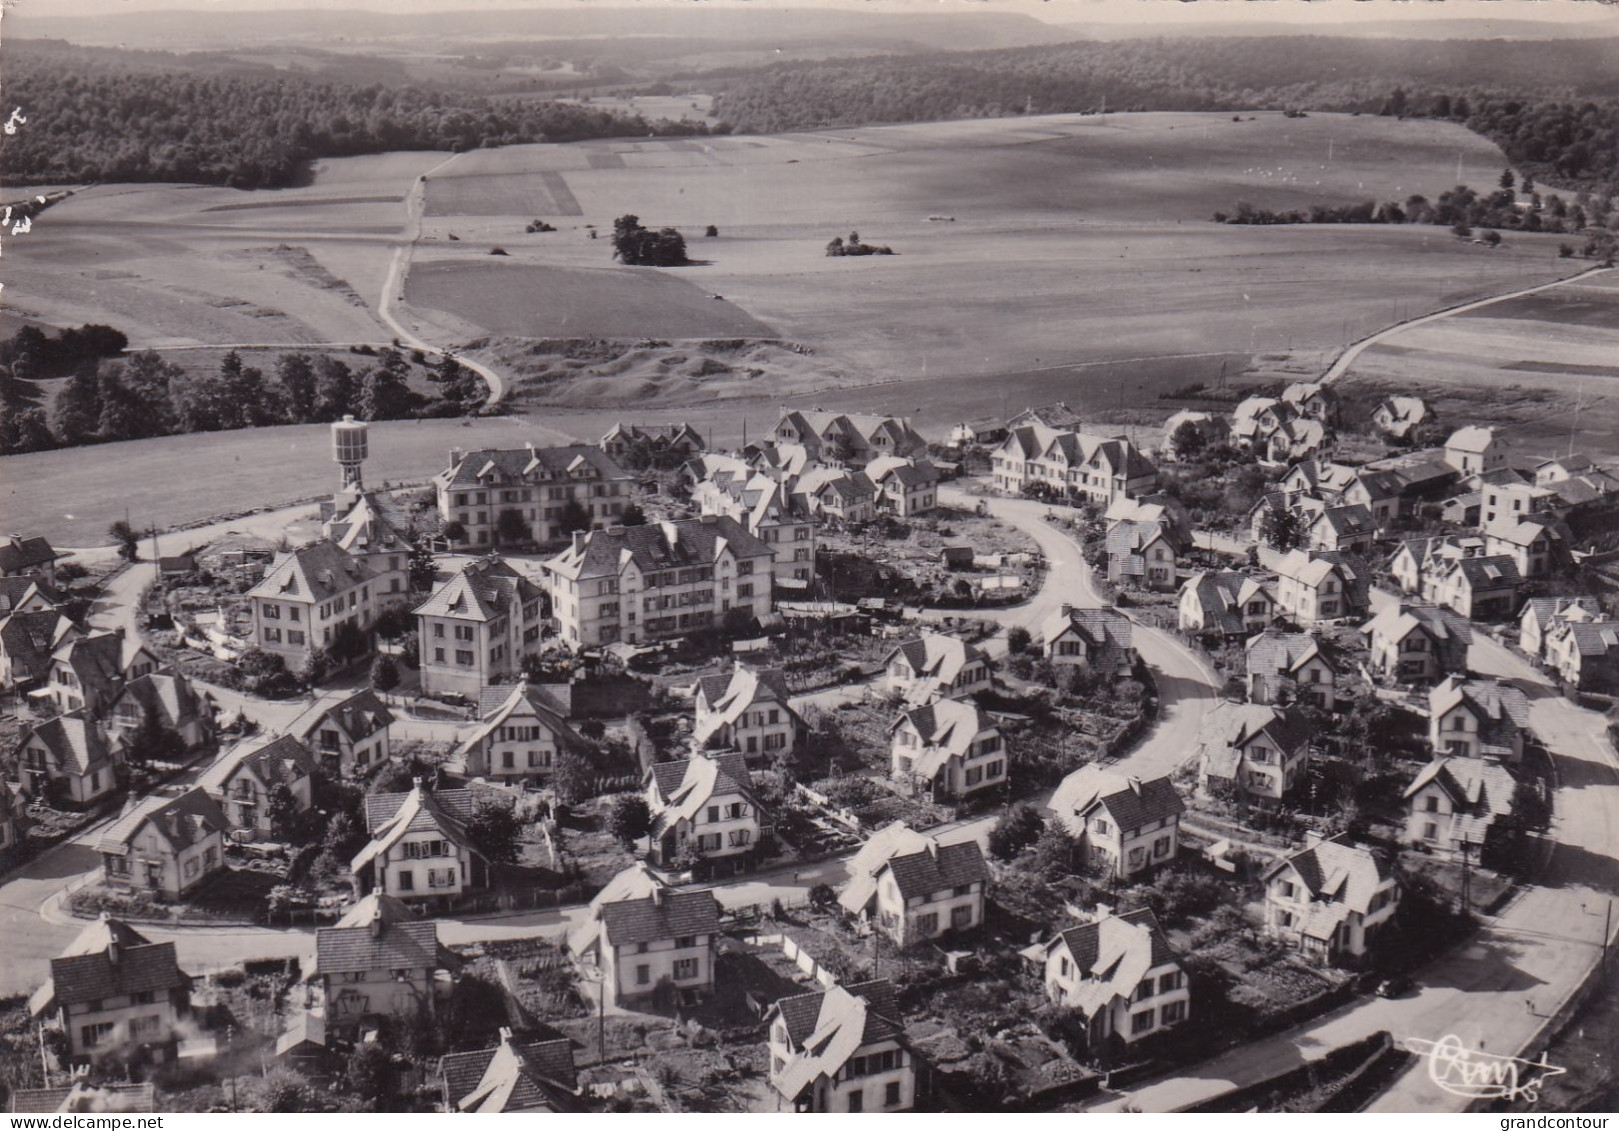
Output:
[441, 1033, 579, 1113]
[545, 514, 771, 583]
[1362, 603, 1474, 659]
[1404, 756, 1517, 844]
[0, 575, 63, 615]
[313, 916, 443, 977]
[1446, 425, 1498, 454]
[352, 785, 487, 873]
[246, 540, 374, 605]
[455, 681, 582, 761]
[647, 752, 760, 837]
[769, 980, 903, 1102]
[1181, 570, 1277, 635]
[880, 839, 988, 903]
[413, 555, 540, 623]
[598, 887, 720, 947]
[1045, 909, 1178, 1019]
[196, 734, 318, 795]
[1050, 765, 1184, 838]
[324, 491, 415, 557]
[439, 444, 630, 491]
[48, 931, 189, 1008]
[1264, 834, 1395, 940]
[23, 712, 114, 777]
[97, 787, 227, 856]
[108, 670, 210, 732]
[289, 687, 395, 745]
[567, 862, 668, 957]
[0, 535, 62, 575]
[892, 698, 995, 780]
[883, 633, 985, 703]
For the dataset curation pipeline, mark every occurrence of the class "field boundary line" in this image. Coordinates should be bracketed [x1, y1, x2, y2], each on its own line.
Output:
[1320, 263, 1612, 385]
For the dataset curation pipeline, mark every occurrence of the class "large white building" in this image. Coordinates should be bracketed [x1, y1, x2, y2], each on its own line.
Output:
[414, 555, 546, 698]
[543, 516, 775, 650]
[435, 443, 635, 550]
[246, 540, 380, 670]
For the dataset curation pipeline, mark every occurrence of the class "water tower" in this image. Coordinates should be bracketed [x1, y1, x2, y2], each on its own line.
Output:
[332, 415, 369, 492]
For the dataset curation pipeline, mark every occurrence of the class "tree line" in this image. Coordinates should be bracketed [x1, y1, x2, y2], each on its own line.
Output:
[0, 330, 487, 455]
[1215, 174, 1619, 262]
[706, 36, 1619, 191]
[0, 40, 716, 189]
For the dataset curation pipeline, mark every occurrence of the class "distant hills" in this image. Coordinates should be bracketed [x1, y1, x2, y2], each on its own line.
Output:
[6, 6, 1084, 53]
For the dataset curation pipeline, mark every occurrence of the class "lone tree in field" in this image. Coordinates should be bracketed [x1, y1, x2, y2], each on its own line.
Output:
[611, 214, 689, 267]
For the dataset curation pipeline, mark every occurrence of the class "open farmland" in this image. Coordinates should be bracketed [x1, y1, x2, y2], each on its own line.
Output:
[2, 109, 1604, 545]
[401, 110, 1579, 417]
[406, 260, 777, 338]
[0, 151, 446, 346]
[1334, 268, 1619, 461]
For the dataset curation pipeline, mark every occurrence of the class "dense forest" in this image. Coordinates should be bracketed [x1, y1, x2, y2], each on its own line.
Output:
[0, 326, 486, 456]
[0, 42, 715, 189]
[5, 34, 1618, 194]
[708, 36, 1619, 190]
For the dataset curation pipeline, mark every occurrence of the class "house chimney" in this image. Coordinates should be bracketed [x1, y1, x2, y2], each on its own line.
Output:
[700, 513, 718, 525]
[1127, 777, 1141, 796]
[1059, 603, 1073, 617]
[370, 908, 384, 939]
[571, 531, 586, 553]
[498, 1026, 514, 1045]
[450, 448, 464, 467]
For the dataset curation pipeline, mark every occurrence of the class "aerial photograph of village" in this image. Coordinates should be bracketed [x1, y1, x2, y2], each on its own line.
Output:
[0, 0, 1614, 1117]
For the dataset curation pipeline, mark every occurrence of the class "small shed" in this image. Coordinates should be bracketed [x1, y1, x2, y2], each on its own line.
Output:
[940, 546, 974, 570]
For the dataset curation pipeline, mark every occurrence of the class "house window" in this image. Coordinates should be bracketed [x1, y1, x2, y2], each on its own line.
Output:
[1424, 822, 1439, 840]
[398, 870, 414, 891]
[1131, 1011, 1155, 1035]
[636, 964, 650, 986]
[885, 1081, 902, 1108]
[951, 904, 973, 929]
[674, 957, 700, 980]
[1161, 1000, 1187, 1025]
[847, 1091, 864, 1113]
[915, 912, 939, 936]
[1158, 971, 1182, 994]
[1425, 795, 1440, 812]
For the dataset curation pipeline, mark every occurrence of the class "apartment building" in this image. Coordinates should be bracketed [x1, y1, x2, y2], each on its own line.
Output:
[543, 516, 775, 650]
[246, 540, 379, 670]
[414, 555, 545, 698]
[435, 444, 634, 550]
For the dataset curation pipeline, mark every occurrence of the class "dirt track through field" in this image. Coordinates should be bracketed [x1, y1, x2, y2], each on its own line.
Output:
[1321, 263, 1611, 384]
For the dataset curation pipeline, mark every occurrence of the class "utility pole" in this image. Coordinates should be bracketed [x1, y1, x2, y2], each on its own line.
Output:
[1460, 840, 1472, 914]
[597, 976, 606, 1065]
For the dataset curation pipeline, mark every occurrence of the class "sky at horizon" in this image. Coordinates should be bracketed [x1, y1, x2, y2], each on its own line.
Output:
[7, 0, 1616, 30]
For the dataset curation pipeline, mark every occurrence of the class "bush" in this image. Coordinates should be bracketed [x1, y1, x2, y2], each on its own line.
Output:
[371, 654, 400, 692]
[1006, 626, 1032, 655]
[988, 802, 1044, 859]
